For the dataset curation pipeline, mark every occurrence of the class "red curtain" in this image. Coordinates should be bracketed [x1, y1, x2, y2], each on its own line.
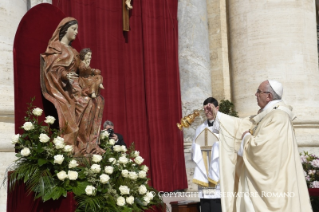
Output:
[47, 0, 185, 191]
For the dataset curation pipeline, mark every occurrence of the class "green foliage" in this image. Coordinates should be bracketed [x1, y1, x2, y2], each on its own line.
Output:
[218, 99, 238, 117]
[5, 99, 163, 212]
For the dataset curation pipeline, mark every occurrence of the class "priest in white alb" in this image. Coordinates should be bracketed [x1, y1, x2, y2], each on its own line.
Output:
[207, 80, 312, 212]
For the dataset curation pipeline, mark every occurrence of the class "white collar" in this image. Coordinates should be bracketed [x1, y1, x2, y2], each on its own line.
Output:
[261, 100, 282, 112]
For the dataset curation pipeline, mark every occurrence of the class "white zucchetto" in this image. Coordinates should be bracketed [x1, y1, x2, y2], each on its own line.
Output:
[268, 80, 283, 98]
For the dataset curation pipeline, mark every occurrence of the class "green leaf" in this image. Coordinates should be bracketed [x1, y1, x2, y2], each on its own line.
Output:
[73, 181, 90, 196]
[38, 159, 48, 166]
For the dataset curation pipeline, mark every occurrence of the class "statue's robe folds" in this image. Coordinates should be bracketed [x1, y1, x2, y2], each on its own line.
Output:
[217, 102, 312, 212]
[41, 17, 105, 155]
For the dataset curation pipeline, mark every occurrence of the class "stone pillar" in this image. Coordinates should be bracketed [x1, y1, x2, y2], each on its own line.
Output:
[178, 0, 211, 191]
[30, 0, 52, 9]
[207, 0, 231, 101]
[0, 1, 28, 211]
[228, 0, 319, 152]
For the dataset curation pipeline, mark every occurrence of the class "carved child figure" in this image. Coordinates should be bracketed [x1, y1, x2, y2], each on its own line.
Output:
[78, 48, 104, 98]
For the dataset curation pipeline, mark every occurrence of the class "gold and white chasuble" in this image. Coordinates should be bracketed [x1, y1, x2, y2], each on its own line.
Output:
[216, 101, 312, 212]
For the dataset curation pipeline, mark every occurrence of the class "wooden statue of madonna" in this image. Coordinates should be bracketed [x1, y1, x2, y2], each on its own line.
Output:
[40, 17, 105, 156]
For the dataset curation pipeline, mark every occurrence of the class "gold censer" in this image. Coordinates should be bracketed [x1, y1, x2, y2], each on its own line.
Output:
[177, 109, 203, 130]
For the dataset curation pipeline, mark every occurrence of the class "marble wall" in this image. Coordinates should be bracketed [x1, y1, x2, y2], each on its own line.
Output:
[227, 0, 319, 153]
[177, 0, 212, 191]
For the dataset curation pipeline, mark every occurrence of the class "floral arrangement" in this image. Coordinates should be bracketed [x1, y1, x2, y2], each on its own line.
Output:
[6, 100, 163, 212]
[300, 151, 319, 211]
[301, 151, 319, 188]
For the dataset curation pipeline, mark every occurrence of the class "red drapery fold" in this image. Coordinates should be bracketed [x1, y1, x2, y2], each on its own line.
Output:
[50, 0, 186, 191]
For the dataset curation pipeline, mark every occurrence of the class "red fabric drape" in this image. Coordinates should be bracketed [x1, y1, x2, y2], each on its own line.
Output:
[7, 172, 76, 212]
[51, 0, 186, 191]
[13, 1, 186, 191]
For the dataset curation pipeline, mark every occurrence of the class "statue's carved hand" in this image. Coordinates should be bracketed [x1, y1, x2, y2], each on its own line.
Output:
[66, 72, 78, 84]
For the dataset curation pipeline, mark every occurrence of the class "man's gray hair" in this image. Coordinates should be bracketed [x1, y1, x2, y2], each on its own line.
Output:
[103, 120, 114, 129]
[266, 83, 281, 100]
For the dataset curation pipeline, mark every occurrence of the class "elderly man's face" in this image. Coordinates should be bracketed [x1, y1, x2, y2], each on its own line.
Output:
[255, 81, 271, 109]
[204, 104, 219, 120]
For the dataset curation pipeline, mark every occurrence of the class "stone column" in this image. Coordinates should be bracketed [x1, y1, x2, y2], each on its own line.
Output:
[228, 0, 319, 152]
[30, 0, 52, 9]
[0, 1, 28, 211]
[178, 0, 211, 191]
[207, 0, 231, 101]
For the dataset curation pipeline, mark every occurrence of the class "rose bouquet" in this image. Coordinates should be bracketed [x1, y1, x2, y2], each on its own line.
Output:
[301, 151, 319, 211]
[301, 151, 319, 188]
[6, 99, 163, 212]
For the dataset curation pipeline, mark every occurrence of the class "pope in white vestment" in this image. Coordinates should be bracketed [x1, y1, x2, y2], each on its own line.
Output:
[208, 80, 312, 212]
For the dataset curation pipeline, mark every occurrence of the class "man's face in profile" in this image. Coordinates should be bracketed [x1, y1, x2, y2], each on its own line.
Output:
[204, 104, 219, 120]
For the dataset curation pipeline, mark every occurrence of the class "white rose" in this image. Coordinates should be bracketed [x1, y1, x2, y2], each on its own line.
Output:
[100, 174, 110, 184]
[11, 134, 20, 144]
[53, 136, 65, 149]
[109, 158, 116, 164]
[138, 185, 147, 194]
[92, 154, 103, 163]
[119, 185, 130, 195]
[143, 195, 150, 205]
[85, 185, 96, 196]
[68, 170, 78, 180]
[22, 122, 34, 131]
[133, 151, 140, 157]
[108, 139, 116, 145]
[113, 145, 122, 152]
[117, 196, 125, 206]
[129, 172, 138, 180]
[91, 164, 101, 173]
[122, 169, 129, 178]
[57, 170, 68, 181]
[119, 156, 128, 164]
[126, 196, 134, 205]
[141, 165, 149, 172]
[54, 154, 64, 164]
[146, 191, 154, 200]
[138, 171, 147, 178]
[121, 145, 127, 152]
[63, 145, 73, 153]
[311, 159, 319, 168]
[69, 159, 79, 168]
[39, 133, 50, 143]
[104, 166, 114, 174]
[21, 147, 31, 157]
[44, 116, 56, 124]
[134, 156, 144, 165]
[309, 170, 316, 175]
[312, 181, 319, 188]
[32, 107, 43, 116]
[100, 130, 109, 139]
